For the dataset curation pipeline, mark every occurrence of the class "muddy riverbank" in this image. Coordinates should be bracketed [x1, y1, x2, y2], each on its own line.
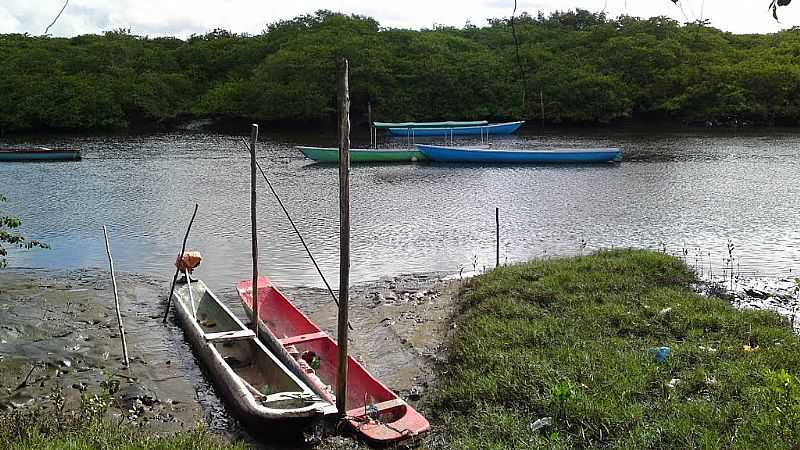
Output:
[0, 268, 460, 447]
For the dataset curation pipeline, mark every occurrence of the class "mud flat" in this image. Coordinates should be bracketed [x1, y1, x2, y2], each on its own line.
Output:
[0, 268, 461, 446]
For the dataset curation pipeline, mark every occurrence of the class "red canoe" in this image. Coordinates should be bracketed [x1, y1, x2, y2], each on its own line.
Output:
[236, 276, 430, 443]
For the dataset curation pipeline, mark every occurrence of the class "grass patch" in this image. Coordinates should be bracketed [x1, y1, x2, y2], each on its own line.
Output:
[0, 388, 246, 450]
[430, 249, 800, 449]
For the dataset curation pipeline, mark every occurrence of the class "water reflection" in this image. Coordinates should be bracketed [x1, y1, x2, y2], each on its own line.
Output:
[2, 128, 800, 291]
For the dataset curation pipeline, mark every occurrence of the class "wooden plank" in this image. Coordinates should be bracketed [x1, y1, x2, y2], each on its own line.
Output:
[279, 331, 328, 346]
[347, 397, 406, 417]
[206, 329, 256, 342]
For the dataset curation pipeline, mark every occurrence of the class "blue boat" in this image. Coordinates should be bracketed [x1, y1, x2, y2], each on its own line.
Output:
[387, 121, 524, 137]
[416, 144, 622, 164]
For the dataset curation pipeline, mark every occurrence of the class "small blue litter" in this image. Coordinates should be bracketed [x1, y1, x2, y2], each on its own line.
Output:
[651, 346, 671, 363]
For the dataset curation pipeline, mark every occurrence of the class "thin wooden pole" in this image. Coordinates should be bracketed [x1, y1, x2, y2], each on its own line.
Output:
[540, 90, 545, 129]
[336, 58, 351, 416]
[496, 207, 500, 268]
[163, 203, 199, 323]
[367, 101, 373, 149]
[103, 225, 130, 368]
[249, 124, 260, 337]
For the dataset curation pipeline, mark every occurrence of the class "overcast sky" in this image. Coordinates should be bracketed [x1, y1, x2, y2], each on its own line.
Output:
[2, 1, 798, 38]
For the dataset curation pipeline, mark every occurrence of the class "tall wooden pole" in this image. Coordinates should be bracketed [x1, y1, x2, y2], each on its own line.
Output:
[103, 226, 130, 368]
[249, 124, 260, 336]
[336, 58, 351, 416]
[496, 207, 500, 268]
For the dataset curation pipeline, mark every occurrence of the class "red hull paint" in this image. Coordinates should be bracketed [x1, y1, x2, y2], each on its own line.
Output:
[236, 276, 430, 443]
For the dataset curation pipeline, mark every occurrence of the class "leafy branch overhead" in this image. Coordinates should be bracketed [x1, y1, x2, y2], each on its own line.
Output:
[0, 195, 48, 268]
[770, 0, 793, 20]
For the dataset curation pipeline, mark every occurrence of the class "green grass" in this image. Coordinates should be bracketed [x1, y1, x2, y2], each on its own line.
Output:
[0, 390, 247, 450]
[430, 249, 800, 449]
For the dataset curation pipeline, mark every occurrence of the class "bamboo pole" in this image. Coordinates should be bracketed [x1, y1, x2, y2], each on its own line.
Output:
[367, 101, 373, 149]
[540, 90, 545, 129]
[163, 203, 199, 323]
[249, 124, 260, 337]
[496, 207, 500, 268]
[102, 225, 130, 368]
[336, 58, 351, 416]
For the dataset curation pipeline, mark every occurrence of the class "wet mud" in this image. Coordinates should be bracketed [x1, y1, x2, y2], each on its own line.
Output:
[0, 268, 460, 448]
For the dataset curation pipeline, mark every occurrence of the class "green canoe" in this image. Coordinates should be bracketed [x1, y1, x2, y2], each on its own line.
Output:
[297, 146, 427, 163]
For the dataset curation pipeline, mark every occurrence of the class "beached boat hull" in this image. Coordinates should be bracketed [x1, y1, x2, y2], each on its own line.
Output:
[298, 146, 426, 163]
[416, 144, 622, 163]
[387, 121, 524, 137]
[171, 278, 335, 430]
[0, 147, 80, 161]
[237, 277, 431, 443]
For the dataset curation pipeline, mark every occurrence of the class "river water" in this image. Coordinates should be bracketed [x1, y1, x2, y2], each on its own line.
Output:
[3, 127, 800, 290]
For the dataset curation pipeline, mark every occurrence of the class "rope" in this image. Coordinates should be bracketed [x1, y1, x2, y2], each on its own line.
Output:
[237, 138, 353, 331]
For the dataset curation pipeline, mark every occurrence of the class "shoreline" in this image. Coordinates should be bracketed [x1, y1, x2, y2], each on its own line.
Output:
[3, 252, 800, 448]
[0, 267, 462, 447]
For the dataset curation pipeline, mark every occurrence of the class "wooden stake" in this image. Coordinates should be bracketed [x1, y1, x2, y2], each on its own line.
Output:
[336, 58, 351, 416]
[249, 124, 260, 337]
[540, 90, 545, 129]
[496, 207, 500, 268]
[163, 203, 199, 323]
[367, 101, 373, 149]
[103, 225, 130, 368]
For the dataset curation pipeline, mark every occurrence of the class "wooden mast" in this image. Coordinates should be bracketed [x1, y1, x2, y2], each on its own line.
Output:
[336, 58, 351, 416]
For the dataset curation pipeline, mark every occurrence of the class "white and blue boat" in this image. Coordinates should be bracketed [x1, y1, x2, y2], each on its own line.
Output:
[383, 121, 524, 137]
[416, 144, 622, 164]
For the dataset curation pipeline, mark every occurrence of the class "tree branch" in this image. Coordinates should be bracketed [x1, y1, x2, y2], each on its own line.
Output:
[43, 0, 70, 36]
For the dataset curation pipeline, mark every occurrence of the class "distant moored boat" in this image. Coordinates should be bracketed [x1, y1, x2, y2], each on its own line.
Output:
[383, 121, 524, 137]
[372, 120, 489, 129]
[0, 146, 81, 162]
[297, 146, 426, 163]
[416, 144, 622, 163]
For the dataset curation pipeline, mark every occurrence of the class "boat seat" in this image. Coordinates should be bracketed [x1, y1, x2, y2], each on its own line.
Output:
[279, 331, 328, 346]
[206, 329, 256, 342]
[347, 397, 406, 418]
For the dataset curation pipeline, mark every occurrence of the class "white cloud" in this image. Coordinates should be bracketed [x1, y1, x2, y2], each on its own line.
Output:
[0, 0, 797, 37]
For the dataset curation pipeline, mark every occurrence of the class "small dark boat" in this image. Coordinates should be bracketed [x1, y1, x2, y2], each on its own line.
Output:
[0, 146, 81, 161]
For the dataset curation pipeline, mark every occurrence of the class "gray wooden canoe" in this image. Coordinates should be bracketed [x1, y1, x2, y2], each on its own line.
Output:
[171, 278, 336, 427]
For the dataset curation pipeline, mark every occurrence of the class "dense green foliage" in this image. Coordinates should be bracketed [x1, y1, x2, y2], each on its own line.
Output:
[3, 9, 800, 133]
[430, 249, 800, 449]
[0, 194, 47, 268]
